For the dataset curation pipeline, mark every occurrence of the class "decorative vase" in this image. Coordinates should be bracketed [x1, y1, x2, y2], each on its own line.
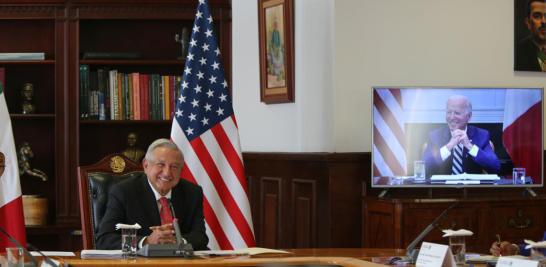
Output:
[22, 195, 48, 226]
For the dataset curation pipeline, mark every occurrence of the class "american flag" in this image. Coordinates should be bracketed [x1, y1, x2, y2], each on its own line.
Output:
[373, 88, 407, 177]
[170, 0, 255, 250]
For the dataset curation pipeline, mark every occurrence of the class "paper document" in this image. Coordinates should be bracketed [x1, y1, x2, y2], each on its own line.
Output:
[467, 255, 530, 264]
[195, 247, 290, 256]
[442, 229, 473, 237]
[445, 180, 480, 184]
[115, 223, 141, 229]
[80, 249, 123, 259]
[524, 239, 546, 249]
[431, 173, 500, 181]
[30, 251, 75, 257]
[466, 255, 498, 263]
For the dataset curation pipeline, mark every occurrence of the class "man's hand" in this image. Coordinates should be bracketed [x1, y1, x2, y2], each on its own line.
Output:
[145, 223, 176, 245]
[449, 129, 473, 150]
[446, 133, 461, 151]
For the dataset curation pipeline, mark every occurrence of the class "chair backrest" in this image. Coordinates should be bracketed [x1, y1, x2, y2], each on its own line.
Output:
[77, 153, 142, 249]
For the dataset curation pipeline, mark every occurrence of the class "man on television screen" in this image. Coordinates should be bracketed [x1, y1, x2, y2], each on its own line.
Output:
[423, 95, 501, 176]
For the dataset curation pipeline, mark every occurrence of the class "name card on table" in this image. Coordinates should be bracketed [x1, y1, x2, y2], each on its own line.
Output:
[415, 242, 457, 267]
[496, 256, 538, 267]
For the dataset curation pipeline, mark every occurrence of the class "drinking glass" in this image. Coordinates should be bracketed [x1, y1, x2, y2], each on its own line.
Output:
[414, 160, 426, 180]
[512, 167, 526, 184]
[449, 236, 465, 265]
[6, 247, 24, 267]
[121, 228, 137, 259]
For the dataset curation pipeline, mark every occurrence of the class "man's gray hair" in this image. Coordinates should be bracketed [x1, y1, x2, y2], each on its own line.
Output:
[144, 138, 184, 162]
[448, 95, 472, 114]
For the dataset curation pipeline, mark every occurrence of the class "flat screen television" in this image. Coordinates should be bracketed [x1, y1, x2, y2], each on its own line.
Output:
[372, 87, 543, 188]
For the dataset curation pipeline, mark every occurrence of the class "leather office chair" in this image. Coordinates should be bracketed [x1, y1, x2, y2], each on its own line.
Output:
[78, 153, 142, 249]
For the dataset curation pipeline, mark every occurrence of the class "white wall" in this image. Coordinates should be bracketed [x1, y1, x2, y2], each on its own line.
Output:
[232, 0, 334, 152]
[334, 0, 545, 152]
[233, 0, 546, 153]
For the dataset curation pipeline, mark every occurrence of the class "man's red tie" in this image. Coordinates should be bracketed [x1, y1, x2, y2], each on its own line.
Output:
[159, 197, 174, 225]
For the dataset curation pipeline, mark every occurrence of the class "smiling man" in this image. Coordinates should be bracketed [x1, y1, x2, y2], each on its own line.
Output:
[422, 95, 500, 176]
[96, 138, 208, 250]
[516, 0, 546, 71]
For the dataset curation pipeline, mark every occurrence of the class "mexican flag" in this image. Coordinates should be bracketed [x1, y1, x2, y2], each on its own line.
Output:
[502, 89, 542, 183]
[0, 69, 26, 250]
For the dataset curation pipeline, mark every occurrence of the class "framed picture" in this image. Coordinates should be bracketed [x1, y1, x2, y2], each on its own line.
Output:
[514, 0, 546, 72]
[258, 0, 294, 104]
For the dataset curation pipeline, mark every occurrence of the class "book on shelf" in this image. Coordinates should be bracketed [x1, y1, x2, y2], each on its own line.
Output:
[0, 53, 45, 60]
[80, 65, 181, 121]
[79, 65, 90, 118]
[109, 69, 118, 120]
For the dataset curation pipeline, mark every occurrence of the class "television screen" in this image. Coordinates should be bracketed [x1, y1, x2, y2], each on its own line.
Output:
[372, 87, 543, 187]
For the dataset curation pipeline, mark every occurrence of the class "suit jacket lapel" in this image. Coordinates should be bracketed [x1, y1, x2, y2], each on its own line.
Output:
[170, 182, 189, 229]
[139, 175, 161, 227]
[467, 125, 476, 141]
[464, 126, 477, 158]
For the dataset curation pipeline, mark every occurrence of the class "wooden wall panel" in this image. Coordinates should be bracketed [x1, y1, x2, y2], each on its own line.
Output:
[259, 177, 282, 248]
[292, 179, 316, 248]
[244, 152, 366, 248]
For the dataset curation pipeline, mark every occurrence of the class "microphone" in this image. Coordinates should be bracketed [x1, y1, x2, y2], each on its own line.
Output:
[172, 219, 183, 246]
[0, 225, 38, 267]
[169, 201, 194, 258]
[399, 202, 457, 264]
[167, 200, 183, 245]
[137, 199, 194, 258]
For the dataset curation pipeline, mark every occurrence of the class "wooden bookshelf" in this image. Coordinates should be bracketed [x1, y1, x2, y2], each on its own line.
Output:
[0, 0, 231, 251]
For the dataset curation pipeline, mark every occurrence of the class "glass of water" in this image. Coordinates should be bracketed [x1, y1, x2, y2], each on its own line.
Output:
[449, 236, 465, 265]
[414, 160, 426, 180]
[121, 228, 137, 259]
[512, 167, 526, 184]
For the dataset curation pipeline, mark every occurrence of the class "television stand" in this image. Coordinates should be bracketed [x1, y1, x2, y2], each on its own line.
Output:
[425, 188, 468, 199]
[524, 187, 537, 197]
[362, 195, 546, 253]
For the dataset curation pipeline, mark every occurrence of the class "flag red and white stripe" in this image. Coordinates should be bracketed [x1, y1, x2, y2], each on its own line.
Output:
[0, 74, 26, 250]
[172, 117, 254, 250]
[373, 88, 407, 177]
[502, 89, 542, 183]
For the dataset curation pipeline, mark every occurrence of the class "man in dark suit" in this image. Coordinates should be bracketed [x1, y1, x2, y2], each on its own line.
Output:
[423, 95, 500, 176]
[515, 0, 546, 71]
[96, 138, 208, 250]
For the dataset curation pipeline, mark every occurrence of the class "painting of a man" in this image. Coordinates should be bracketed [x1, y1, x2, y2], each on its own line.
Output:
[515, 0, 546, 71]
[265, 6, 286, 88]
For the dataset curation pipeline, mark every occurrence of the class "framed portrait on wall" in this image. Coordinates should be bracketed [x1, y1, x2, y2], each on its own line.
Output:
[258, 0, 294, 104]
[514, 0, 546, 72]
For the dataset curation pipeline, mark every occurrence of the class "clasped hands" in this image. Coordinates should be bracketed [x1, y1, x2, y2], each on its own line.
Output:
[145, 223, 176, 245]
[447, 129, 472, 151]
[490, 241, 519, 256]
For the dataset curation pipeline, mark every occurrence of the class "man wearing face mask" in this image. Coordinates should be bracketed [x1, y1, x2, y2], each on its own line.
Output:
[515, 0, 546, 71]
[96, 138, 208, 250]
[423, 95, 501, 176]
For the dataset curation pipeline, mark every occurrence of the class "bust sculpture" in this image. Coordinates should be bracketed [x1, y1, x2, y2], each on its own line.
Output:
[121, 132, 145, 162]
[21, 83, 36, 114]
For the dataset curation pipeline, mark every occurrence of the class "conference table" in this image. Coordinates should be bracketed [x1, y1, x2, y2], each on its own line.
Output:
[56, 248, 491, 267]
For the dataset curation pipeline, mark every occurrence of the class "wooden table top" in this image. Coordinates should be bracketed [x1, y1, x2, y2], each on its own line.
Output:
[16, 248, 490, 267]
